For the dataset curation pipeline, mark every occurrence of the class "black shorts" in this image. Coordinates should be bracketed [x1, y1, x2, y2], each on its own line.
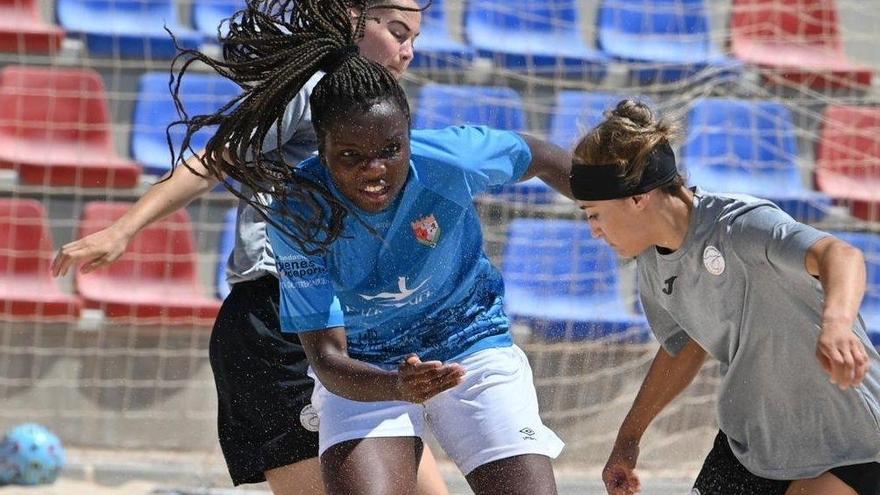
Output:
[209, 275, 319, 486]
[693, 431, 880, 495]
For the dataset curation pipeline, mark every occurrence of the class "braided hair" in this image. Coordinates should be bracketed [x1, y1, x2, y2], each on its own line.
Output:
[167, 0, 422, 254]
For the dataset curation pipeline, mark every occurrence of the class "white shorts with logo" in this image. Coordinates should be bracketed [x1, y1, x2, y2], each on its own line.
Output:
[310, 344, 565, 475]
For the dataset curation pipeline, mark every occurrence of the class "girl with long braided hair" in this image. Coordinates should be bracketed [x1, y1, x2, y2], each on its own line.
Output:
[171, 1, 577, 493]
[51, 1, 451, 493]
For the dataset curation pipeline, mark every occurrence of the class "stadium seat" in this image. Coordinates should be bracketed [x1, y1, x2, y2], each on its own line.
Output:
[0, 66, 140, 188]
[730, 0, 872, 90]
[413, 83, 556, 203]
[410, 0, 474, 69]
[56, 0, 203, 58]
[215, 207, 236, 299]
[503, 218, 649, 342]
[503, 218, 650, 342]
[192, 0, 243, 39]
[75, 202, 221, 325]
[815, 105, 880, 221]
[597, 0, 742, 84]
[0, 0, 64, 53]
[830, 232, 880, 347]
[682, 97, 830, 222]
[0, 198, 82, 321]
[132, 72, 241, 177]
[548, 91, 653, 149]
[464, 0, 608, 79]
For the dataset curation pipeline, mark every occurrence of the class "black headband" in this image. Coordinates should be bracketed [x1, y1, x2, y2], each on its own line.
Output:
[321, 45, 360, 74]
[569, 142, 678, 201]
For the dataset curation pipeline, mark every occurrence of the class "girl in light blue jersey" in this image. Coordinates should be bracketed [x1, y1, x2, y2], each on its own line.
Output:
[51, 1, 452, 493]
[572, 100, 879, 495]
[184, 1, 575, 493]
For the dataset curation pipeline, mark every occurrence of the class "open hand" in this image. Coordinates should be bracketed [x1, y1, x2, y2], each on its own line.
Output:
[51, 226, 130, 277]
[396, 354, 465, 403]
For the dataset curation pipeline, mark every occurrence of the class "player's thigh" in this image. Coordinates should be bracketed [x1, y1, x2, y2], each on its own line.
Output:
[321, 437, 423, 495]
[426, 345, 564, 477]
[265, 457, 324, 495]
[466, 453, 557, 495]
[416, 444, 450, 495]
[785, 472, 857, 495]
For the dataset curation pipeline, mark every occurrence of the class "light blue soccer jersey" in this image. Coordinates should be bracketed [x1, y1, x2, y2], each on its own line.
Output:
[268, 126, 532, 365]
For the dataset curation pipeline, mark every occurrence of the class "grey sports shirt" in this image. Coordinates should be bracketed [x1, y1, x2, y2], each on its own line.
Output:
[225, 73, 322, 285]
[637, 189, 880, 480]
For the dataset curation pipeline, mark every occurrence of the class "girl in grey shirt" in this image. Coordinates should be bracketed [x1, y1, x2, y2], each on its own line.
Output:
[570, 99, 880, 495]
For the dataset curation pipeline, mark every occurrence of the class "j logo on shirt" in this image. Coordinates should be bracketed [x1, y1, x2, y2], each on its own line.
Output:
[662, 276, 677, 295]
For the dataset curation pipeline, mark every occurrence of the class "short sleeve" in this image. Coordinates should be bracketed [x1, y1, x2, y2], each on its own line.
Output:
[727, 205, 830, 275]
[410, 125, 532, 194]
[267, 207, 344, 333]
[259, 91, 309, 156]
[637, 264, 691, 355]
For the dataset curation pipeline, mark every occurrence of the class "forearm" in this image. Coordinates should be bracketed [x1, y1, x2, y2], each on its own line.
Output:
[519, 134, 574, 199]
[816, 241, 866, 327]
[114, 154, 218, 238]
[616, 340, 707, 442]
[310, 353, 404, 402]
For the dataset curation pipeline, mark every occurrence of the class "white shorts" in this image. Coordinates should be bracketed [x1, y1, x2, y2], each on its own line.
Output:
[310, 345, 565, 475]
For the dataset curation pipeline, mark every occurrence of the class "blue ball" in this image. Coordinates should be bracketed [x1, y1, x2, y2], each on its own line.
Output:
[0, 423, 66, 486]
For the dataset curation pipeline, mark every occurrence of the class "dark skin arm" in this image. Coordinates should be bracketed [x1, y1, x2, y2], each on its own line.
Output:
[518, 133, 574, 199]
[298, 327, 466, 403]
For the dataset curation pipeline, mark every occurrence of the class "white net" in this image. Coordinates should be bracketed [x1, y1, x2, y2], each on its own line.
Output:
[0, 0, 878, 487]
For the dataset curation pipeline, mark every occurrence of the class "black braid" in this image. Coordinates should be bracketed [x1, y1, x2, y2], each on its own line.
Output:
[165, 0, 427, 254]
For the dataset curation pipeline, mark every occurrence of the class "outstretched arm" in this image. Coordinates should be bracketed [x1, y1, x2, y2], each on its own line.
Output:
[52, 154, 221, 277]
[603, 340, 707, 495]
[805, 236, 870, 389]
[298, 328, 466, 403]
[518, 134, 573, 199]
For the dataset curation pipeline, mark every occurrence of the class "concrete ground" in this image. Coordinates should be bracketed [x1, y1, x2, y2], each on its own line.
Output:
[0, 449, 697, 495]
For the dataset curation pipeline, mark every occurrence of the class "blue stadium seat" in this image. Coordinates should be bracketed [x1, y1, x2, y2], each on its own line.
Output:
[597, 0, 741, 84]
[56, 0, 203, 58]
[131, 72, 240, 176]
[414, 83, 555, 203]
[831, 232, 880, 347]
[192, 0, 243, 39]
[464, 0, 608, 79]
[503, 219, 650, 342]
[682, 97, 831, 222]
[216, 208, 237, 300]
[410, 0, 474, 69]
[548, 91, 653, 149]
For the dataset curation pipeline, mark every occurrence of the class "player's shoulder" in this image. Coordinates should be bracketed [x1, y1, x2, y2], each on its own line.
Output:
[695, 188, 782, 227]
[411, 125, 520, 154]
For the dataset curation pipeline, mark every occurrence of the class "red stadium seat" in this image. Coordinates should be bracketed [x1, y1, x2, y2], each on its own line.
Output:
[730, 0, 872, 90]
[75, 202, 221, 325]
[0, 0, 64, 53]
[816, 105, 880, 220]
[0, 66, 140, 188]
[0, 198, 81, 321]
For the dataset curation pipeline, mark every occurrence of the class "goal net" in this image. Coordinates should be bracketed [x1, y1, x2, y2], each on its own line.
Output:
[1, 0, 877, 484]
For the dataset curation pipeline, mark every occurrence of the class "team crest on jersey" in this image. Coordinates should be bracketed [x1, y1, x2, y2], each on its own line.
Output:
[703, 245, 725, 275]
[412, 214, 441, 247]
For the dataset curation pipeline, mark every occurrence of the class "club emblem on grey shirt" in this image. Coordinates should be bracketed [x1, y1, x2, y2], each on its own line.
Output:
[703, 245, 725, 276]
